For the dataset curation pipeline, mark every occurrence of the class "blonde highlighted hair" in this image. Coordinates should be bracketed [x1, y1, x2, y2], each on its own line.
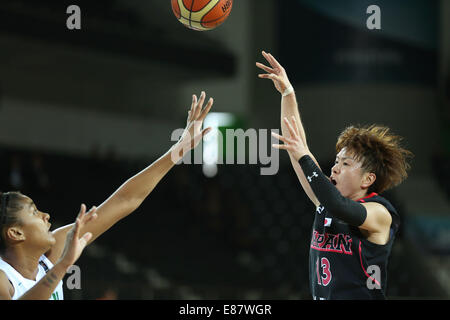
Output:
[336, 125, 413, 194]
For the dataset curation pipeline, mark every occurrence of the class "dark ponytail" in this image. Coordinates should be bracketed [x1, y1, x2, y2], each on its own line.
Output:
[0, 191, 26, 253]
[0, 192, 8, 224]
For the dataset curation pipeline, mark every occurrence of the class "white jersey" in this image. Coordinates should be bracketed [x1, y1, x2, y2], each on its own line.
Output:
[0, 255, 64, 300]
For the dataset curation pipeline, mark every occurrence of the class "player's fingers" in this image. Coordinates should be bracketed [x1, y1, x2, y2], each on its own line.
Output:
[71, 218, 81, 241]
[84, 206, 98, 223]
[272, 143, 291, 151]
[268, 52, 283, 69]
[283, 117, 299, 140]
[262, 50, 273, 65]
[79, 205, 94, 220]
[258, 73, 280, 82]
[256, 62, 275, 74]
[77, 204, 86, 220]
[198, 97, 213, 121]
[86, 205, 96, 214]
[271, 131, 294, 145]
[189, 94, 198, 121]
[190, 95, 197, 118]
[79, 232, 93, 248]
[290, 116, 301, 137]
[85, 213, 98, 224]
[195, 91, 206, 118]
[271, 131, 285, 142]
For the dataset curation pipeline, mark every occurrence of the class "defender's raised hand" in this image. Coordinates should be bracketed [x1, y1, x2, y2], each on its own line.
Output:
[171, 91, 213, 163]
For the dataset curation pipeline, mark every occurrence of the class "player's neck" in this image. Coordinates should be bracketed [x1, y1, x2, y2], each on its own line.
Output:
[1, 248, 41, 281]
[349, 189, 369, 202]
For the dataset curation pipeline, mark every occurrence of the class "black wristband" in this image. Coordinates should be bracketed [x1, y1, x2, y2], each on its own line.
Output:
[298, 155, 367, 227]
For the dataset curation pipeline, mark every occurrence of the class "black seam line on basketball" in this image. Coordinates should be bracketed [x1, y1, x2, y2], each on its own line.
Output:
[174, 1, 181, 17]
[187, 0, 224, 26]
[200, 11, 229, 27]
[189, 0, 195, 28]
[184, 13, 229, 26]
[188, 0, 220, 12]
[183, 9, 231, 26]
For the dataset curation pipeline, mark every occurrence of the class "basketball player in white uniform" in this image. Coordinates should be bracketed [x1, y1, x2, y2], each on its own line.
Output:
[0, 92, 213, 300]
[0, 244, 64, 300]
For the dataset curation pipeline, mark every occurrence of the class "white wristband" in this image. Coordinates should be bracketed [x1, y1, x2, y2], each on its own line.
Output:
[282, 85, 294, 97]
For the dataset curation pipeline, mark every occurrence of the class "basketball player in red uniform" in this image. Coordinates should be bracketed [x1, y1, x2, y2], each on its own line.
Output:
[257, 52, 412, 299]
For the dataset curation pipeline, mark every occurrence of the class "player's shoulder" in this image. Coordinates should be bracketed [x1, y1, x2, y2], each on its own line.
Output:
[0, 269, 14, 299]
[359, 193, 396, 212]
[361, 201, 391, 219]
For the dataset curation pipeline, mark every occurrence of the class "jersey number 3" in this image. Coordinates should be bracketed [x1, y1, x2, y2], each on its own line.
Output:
[316, 257, 332, 286]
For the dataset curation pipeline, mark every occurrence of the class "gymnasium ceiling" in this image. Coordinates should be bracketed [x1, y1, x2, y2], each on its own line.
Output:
[0, 0, 236, 77]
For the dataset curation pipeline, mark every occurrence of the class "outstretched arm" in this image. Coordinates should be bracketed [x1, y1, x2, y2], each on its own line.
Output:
[46, 92, 213, 264]
[257, 51, 320, 207]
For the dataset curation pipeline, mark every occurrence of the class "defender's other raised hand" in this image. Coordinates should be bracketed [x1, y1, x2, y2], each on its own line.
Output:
[57, 204, 98, 270]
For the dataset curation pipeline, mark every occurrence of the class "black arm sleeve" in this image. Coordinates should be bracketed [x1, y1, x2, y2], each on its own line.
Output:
[298, 155, 367, 227]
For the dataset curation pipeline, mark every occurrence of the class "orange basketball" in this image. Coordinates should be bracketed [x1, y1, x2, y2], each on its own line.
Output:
[171, 0, 233, 31]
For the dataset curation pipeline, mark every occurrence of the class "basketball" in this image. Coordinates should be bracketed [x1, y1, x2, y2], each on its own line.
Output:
[171, 0, 233, 31]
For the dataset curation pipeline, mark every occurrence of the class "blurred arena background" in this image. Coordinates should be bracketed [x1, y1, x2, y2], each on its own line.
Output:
[0, 0, 449, 299]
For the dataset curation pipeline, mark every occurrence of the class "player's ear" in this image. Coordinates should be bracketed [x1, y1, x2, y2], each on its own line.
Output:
[6, 226, 25, 242]
[361, 172, 376, 190]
